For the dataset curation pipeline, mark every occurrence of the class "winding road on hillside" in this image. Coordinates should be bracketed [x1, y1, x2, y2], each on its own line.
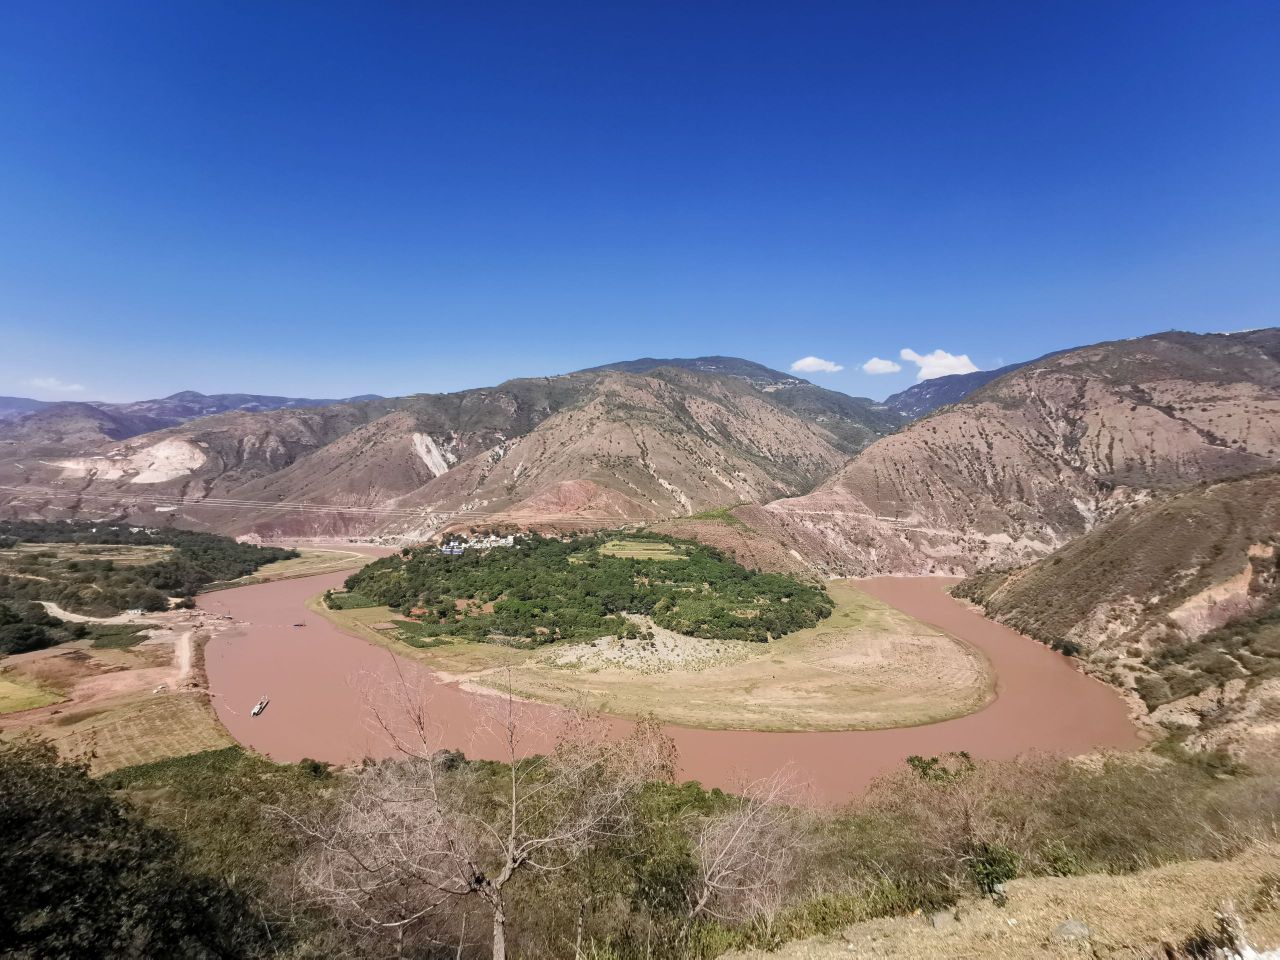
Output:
[202, 564, 1142, 802]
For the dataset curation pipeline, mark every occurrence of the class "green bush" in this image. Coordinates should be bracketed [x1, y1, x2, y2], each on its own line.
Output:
[968, 842, 1020, 895]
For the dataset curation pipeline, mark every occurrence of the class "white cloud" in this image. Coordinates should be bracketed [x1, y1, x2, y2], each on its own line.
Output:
[790, 356, 844, 374]
[26, 376, 86, 393]
[861, 357, 902, 375]
[899, 348, 979, 381]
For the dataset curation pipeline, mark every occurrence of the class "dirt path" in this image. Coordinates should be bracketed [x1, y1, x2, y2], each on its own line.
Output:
[202, 569, 1141, 801]
[36, 601, 150, 624]
[174, 629, 194, 683]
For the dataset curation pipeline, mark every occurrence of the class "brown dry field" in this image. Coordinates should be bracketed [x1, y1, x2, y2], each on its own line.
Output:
[31, 692, 233, 773]
[314, 580, 995, 731]
[0, 607, 233, 771]
[727, 843, 1280, 960]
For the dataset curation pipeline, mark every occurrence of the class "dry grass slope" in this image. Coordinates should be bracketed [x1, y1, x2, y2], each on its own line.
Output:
[36, 693, 233, 774]
[726, 843, 1280, 960]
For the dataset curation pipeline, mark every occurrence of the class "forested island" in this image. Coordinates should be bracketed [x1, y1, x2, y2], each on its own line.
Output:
[340, 534, 832, 644]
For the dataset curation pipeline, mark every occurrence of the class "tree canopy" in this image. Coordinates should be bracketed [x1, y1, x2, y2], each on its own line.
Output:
[0, 520, 295, 622]
[0, 740, 270, 958]
[344, 534, 832, 644]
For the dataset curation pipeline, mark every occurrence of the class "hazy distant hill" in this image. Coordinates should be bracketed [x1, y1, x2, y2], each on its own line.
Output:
[95, 390, 383, 422]
[883, 361, 1032, 418]
[0, 390, 382, 434]
[0, 397, 52, 421]
[0, 403, 176, 452]
[756, 329, 1280, 575]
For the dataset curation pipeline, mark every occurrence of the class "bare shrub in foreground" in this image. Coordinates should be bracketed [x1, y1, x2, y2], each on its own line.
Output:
[293, 688, 676, 959]
[686, 770, 808, 932]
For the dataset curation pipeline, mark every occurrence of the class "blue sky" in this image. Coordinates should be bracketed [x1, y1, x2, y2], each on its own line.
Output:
[2, 2, 1278, 402]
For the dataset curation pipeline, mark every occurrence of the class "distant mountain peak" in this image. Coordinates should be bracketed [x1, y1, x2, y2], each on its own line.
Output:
[582, 356, 809, 389]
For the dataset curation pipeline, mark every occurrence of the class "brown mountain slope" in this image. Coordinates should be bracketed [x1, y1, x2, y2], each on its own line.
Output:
[0, 402, 174, 453]
[0, 364, 869, 539]
[757, 329, 1280, 576]
[372, 369, 852, 540]
[191, 376, 594, 535]
[0, 402, 397, 524]
[955, 470, 1280, 758]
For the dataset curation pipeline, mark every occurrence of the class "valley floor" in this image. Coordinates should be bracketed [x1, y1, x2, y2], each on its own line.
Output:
[315, 580, 996, 731]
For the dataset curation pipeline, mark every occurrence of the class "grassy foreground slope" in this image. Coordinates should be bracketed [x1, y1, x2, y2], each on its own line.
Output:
[17, 739, 1277, 960]
[956, 470, 1280, 756]
[727, 842, 1280, 960]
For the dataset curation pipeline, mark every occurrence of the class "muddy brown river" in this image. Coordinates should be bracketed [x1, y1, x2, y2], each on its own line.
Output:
[203, 570, 1141, 802]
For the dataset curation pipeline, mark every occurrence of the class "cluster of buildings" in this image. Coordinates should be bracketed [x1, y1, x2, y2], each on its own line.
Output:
[439, 533, 518, 555]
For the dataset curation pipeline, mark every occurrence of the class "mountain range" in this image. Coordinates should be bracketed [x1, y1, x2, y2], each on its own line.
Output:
[0, 361, 901, 540]
[0, 391, 382, 427]
[2, 331, 1277, 576]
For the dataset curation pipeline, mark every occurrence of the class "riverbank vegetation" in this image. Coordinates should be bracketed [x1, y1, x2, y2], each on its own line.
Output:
[342, 534, 832, 645]
[0, 598, 148, 657]
[0, 519, 296, 623]
[6, 709, 1278, 959]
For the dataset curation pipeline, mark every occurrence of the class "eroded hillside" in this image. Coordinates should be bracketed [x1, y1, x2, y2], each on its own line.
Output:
[956, 470, 1280, 759]
[0, 361, 895, 540]
[374, 369, 855, 540]
[758, 329, 1280, 575]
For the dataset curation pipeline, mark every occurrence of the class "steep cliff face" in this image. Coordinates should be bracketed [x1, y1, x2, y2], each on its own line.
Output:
[760, 330, 1280, 575]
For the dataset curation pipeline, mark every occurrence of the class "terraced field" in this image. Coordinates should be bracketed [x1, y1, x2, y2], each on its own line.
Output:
[35, 693, 232, 773]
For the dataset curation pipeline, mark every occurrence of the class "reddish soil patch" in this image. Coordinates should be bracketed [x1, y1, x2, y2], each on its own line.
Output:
[203, 574, 1141, 803]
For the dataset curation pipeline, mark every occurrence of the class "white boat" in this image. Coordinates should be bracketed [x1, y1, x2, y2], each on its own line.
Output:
[251, 697, 269, 717]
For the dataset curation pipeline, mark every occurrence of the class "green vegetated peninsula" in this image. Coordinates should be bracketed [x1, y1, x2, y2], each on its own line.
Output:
[0, 520, 295, 657]
[340, 534, 833, 646]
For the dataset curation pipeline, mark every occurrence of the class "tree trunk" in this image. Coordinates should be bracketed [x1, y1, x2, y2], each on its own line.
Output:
[574, 899, 586, 959]
[492, 906, 507, 960]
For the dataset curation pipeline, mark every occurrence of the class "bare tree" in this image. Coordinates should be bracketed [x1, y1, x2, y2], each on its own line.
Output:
[685, 770, 807, 932]
[292, 681, 676, 959]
